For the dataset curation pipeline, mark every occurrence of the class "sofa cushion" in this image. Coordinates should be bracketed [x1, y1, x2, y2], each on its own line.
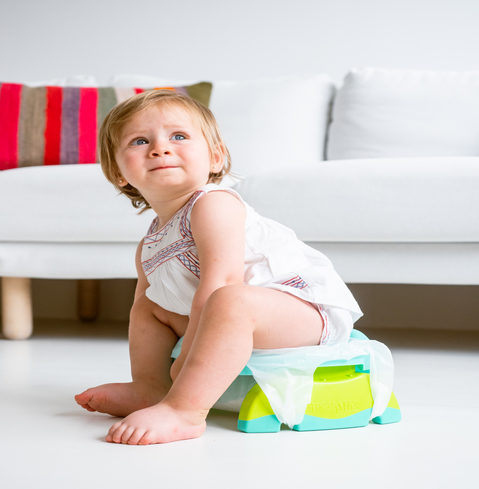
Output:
[0, 81, 212, 170]
[2, 157, 478, 244]
[110, 75, 336, 178]
[0, 164, 234, 243]
[0, 165, 153, 243]
[327, 68, 479, 160]
[236, 157, 479, 242]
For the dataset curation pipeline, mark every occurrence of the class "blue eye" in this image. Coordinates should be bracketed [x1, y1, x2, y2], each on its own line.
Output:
[131, 138, 148, 146]
[172, 134, 186, 141]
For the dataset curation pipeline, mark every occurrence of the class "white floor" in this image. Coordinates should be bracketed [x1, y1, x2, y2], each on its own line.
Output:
[1, 320, 478, 489]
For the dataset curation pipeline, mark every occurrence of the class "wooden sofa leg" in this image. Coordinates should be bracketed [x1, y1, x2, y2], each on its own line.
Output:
[77, 279, 100, 321]
[1, 277, 33, 340]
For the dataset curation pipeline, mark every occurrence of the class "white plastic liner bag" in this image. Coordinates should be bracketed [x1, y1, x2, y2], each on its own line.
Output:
[246, 338, 394, 428]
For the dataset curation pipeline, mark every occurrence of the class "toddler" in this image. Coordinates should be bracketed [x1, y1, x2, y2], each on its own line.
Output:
[75, 89, 362, 444]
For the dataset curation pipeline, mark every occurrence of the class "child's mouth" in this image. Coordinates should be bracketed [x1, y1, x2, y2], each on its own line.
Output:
[150, 166, 177, 171]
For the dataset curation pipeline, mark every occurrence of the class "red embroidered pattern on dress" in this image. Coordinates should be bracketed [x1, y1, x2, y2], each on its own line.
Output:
[280, 275, 308, 289]
[176, 251, 200, 278]
[142, 191, 203, 277]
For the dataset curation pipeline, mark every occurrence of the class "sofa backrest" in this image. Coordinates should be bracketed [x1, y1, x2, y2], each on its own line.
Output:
[110, 75, 336, 178]
[327, 68, 479, 160]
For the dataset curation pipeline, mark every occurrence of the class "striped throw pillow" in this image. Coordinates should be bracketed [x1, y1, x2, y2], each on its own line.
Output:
[0, 82, 212, 170]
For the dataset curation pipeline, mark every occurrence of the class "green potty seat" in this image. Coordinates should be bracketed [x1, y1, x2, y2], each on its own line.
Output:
[237, 329, 401, 433]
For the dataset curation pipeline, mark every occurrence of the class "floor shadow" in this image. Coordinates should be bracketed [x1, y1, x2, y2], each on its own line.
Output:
[207, 409, 238, 431]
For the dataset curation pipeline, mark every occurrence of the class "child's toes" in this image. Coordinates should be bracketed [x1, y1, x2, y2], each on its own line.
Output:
[138, 431, 154, 445]
[75, 391, 95, 411]
[74, 395, 84, 406]
[120, 426, 136, 444]
[75, 390, 91, 403]
[106, 421, 124, 443]
[127, 428, 147, 445]
[78, 401, 96, 412]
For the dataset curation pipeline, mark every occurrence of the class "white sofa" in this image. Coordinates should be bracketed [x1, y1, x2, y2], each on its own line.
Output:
[1, 68, 479, 339]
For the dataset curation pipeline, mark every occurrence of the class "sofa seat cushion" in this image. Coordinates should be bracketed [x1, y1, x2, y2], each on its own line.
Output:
[236, 157, 479, 243]
[2, 157, 478, 245]
[0, 165, 153, 243]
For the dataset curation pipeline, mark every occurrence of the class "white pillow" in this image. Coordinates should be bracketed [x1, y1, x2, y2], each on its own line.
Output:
[327, 67, 479, 160]
[109, 75, 335, 177]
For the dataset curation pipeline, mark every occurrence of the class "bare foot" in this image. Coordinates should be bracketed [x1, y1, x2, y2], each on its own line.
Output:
[74, 381, 168, 417]
[105, 402, 207, 445]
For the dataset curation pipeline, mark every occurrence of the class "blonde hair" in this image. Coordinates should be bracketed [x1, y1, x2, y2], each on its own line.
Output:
[99, 89, 232, 213]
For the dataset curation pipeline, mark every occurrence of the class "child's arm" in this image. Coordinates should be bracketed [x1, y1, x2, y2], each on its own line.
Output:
[171, 191, 246, 378]
[133, 239, 149, 300]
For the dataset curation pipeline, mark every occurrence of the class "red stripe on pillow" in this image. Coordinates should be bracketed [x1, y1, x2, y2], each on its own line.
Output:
[78, 87, 98, 163]
[0, 83, 22, 169]
[44, 86, 63, 165]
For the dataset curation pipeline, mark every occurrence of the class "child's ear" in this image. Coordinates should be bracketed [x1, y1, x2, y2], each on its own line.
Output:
[211, 143, 226, 173]
[117, 175, 128, 187]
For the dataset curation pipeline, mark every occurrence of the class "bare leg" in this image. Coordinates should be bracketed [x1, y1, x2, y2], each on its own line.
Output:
[75, 294, 188, 417]
[106, 285, 323, 444]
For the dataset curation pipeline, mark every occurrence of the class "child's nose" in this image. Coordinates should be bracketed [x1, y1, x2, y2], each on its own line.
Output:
[150, 140, 171, 157]
[150, 149, 170, 157]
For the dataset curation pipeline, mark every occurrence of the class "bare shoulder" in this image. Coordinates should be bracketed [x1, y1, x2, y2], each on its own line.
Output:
[190, 190, 245, 226]
[190, 191, 246, 278]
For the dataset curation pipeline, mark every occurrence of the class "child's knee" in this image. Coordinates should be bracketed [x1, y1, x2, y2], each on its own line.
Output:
[204, 284, 254, 317]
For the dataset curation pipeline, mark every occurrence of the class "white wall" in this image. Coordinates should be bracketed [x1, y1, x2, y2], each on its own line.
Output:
[1, 0, 478, 85]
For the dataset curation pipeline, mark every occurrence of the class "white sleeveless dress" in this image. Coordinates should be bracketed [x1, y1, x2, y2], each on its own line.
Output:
[141, 183, 363, 345]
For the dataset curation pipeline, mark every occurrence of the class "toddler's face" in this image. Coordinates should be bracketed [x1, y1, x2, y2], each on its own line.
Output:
[114, 103, 222, 199]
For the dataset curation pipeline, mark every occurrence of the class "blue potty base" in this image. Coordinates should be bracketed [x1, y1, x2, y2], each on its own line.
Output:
[294, 409, 372, 431]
